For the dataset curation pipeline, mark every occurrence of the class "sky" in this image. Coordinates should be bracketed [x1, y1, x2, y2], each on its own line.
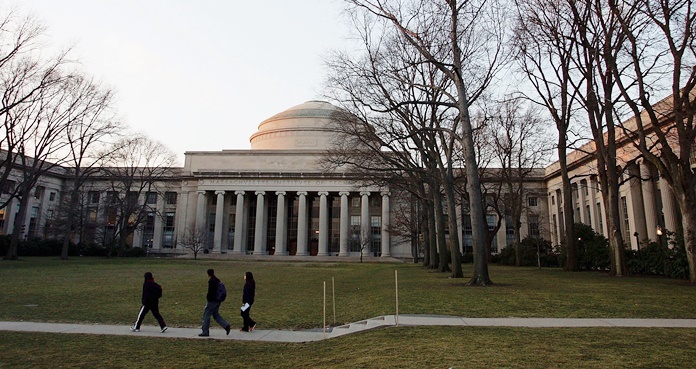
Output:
[17, 0, 354, 165]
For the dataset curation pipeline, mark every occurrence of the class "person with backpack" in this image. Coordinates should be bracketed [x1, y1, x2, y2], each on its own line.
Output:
[240, 271, 257, 332]
[199, 268, 231, 337]
[131, 272, 168, 333]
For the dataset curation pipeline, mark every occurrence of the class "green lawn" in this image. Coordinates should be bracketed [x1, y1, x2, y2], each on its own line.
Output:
[1, 257, 695, 368]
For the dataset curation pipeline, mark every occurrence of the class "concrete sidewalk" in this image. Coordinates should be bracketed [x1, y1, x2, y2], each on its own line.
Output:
[2, 315, 696, 343]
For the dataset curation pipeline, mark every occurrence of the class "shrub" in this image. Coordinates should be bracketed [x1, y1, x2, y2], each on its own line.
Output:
[559, 223, 610, 271]
[497, 236, 559, 267]
[627, 231, 689, 279]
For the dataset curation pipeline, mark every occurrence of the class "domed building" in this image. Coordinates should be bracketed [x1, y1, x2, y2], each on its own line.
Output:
[178, 101, 397, 257]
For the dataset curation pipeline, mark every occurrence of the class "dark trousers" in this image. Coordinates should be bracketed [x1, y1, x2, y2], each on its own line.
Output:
[134, 303, 166, 329]
[241, 305, 255, 331]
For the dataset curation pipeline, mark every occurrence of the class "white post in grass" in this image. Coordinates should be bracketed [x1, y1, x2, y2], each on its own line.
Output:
[323, 281, 326, 339]
[332, 277, 336, 326]
[395, 270, 399, 326]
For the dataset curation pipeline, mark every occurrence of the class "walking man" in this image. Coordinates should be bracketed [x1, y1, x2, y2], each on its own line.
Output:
[199, 268, 231, 337]
[131, 272, 168, 333]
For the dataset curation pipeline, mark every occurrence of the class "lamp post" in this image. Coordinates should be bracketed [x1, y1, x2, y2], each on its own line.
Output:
[633, 232, 640, 256]
[656, 226, 666, 248]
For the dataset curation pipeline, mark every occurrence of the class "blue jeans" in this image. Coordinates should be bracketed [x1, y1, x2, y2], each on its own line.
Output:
[201, 301, 229, 335]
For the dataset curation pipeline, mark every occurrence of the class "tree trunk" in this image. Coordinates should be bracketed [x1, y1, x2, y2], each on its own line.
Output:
[558, 138, 577, 271]
[426, 197, 438, 269]
[444, 175, 463, 278]
[433, 187, 451, 273]
[673, 180, 696, 284]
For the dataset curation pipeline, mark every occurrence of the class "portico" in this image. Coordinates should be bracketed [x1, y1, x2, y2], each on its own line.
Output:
[177, 101, 400, 258]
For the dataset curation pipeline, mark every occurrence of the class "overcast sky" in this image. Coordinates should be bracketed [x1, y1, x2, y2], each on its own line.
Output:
[18, 0, 353, 165]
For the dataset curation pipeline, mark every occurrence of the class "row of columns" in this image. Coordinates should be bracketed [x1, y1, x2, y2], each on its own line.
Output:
[553, 159, 680, 248]
[194, 190, 391, 257]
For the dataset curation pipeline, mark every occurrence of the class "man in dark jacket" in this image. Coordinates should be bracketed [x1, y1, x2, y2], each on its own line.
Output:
[131, 272, 168, 333]
[199, 268, 231, 337]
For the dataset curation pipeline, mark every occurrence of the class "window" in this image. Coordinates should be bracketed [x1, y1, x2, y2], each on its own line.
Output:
[89, 191, 100, 204]
[350, 215, 361, 226]
[486, 215, 498, 253]
[349, 215, 361, 252]
[165, 192, 177, 205]
[34, 186, 45, 199]
[106, 191, 118, 204]
[551, 195, 555, 205]
[351, 197, 360, 208]
[88, 209, 97, 222]
[142, 212, 156, 248]
[49, 192, 56, 201]
[0, 209, 5, 233]
[582, 179, 589, 196]
[528, 215, 540, 237]
[370, 215, 381, 255]
[505, 215, 515, 246]
[1, 180, 15, 194]
[528, 196, 538, 207]
[126, 191, 139, 206]
[162, 212, 175, 248]
[146, 192, 157, 205]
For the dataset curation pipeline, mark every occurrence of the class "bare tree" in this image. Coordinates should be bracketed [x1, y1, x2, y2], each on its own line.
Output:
[563, 0, 632, 276]
[58, 75, 121, 259]
[608, 0, 696, 283]
[99, 135, 177, 257]
[346, 0, 508, 285]
[323, 11, 460, 272]
[179, 224, 208, 259]
[0, 11, 68, 203]
[513, 0, 584, 271]
[481, 98, 553, 266]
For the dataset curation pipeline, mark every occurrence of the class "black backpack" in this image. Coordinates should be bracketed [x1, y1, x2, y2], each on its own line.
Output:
[216, 281, 227, 302]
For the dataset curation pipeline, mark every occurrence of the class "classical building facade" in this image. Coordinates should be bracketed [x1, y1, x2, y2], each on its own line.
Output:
[1, 100, 686, 258]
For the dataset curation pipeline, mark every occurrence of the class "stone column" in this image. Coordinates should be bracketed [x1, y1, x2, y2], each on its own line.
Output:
[254, 191, 265, 254]
[588, 176, 600, 233]
[213, 191, 225, 253]
[234, 191, 245, 254]
[659, 177, 679, 234]
[339, 191, 349, 256]
[318, 191, 329, 256]
[578, 180, 588, 225]
[196, 191, 206, 232]
[639, 159, 658, 242]
[498, 214, 507, 251]
[296, 191, 309, 256]
[360, 191, 370, 256]
[275, 191, 287, 255]
[381, 191, 390, 257]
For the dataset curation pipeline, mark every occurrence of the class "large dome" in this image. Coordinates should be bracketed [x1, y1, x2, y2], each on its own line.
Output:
[249, 101, 343, 150]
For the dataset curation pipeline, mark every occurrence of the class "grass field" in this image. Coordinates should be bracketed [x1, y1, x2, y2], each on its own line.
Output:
[1, 257, 695, 368]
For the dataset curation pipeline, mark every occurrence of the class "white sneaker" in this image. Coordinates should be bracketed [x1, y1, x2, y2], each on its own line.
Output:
[161, 326, 168, 333]
[130, 326, 139, 332]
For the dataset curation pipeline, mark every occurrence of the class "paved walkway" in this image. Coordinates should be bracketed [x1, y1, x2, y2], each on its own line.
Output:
[2, 315, 696, 343]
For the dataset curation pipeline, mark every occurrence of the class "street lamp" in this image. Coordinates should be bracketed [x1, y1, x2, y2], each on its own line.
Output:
[633, 232, 640, 255]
